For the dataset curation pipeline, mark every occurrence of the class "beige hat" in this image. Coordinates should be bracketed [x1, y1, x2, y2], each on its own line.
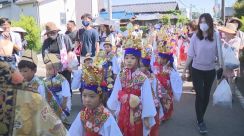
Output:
[44, 22, 60, 34]
[21, 49, 38, 66]
[103, 37, 112, 46]
[218, 23, 238, 34]
[83, 53, 93, 63]
[43, 53, 61, 65]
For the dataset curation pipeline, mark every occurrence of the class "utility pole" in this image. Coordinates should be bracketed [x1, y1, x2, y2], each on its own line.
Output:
[189, 4, 192, 20]
[108, 0, 112, 20]
[221, 0, 225, 23]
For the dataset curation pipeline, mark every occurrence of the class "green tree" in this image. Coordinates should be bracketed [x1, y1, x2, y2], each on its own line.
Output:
[12, 15, 41, 52]
[161, 15, 170, 25]
[233, 0, 244, 18]
[177, 14, 189, 25]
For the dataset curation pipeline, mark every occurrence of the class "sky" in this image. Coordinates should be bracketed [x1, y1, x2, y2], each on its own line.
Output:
[110, 0, 237, 15]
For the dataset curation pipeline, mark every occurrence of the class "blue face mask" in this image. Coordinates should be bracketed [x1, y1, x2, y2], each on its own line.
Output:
[82, 21, 90, 27]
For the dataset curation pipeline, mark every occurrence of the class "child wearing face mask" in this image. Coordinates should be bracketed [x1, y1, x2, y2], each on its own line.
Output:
[69, 66, 123, 136]
[107, 36, 156, 136]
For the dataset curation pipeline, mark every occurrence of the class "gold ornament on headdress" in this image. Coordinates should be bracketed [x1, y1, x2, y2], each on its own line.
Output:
[157, 30, 169, 42]
[82, 66, 104, 88]
[123, 35, 143, 50]
[141, 47, 152, 59]
[93, 50, 106, 69]
[157, 44, 171, 54]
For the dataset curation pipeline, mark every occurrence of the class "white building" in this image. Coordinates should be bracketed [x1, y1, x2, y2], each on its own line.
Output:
[0, 0, 105, 29]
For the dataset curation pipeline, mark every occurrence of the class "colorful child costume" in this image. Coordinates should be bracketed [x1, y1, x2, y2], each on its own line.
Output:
[154, 45, 174, 121]
[44, 53, 72, 117]
[0, 61, 68, 136]
[107, 35, 156, 136]
[140, 48, 164, 136]
[69, 66, 123, 136]
[20, 49, 46, 98]
[93, 50, 120, 94]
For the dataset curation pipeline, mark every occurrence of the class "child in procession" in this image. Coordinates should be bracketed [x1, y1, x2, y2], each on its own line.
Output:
[140, 47, 164, 136]
[107, 36, 157, 136]
[18, 49, 45, 97]
[44, 53, 71, 117]
[71, 55, 93, 104]
[154, 44, 175, 121]
[69, 65, 123, 136]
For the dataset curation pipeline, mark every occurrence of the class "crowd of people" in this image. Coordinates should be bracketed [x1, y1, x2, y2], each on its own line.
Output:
[0, 12, 243, 136]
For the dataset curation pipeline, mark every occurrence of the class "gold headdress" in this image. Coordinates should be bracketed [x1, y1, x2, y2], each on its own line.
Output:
[157, 30, 169, 42]
[82, 66, 107, 94]
[93, 50, 106, 69]
[123, 35, 143, 57]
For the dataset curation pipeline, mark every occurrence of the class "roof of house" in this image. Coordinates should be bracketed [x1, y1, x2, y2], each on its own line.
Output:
[15, 0, 45, 5]
[225, 7, 235, 17]
[112, 1, 179, 13]
[100, 11, 134, 20]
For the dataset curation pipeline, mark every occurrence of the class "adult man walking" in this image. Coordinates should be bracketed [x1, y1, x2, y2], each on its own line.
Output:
[77, 13, 99, 57]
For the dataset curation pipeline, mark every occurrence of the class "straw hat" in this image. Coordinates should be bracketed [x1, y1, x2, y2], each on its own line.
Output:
[103, 37, 112, 47]
[44, 22, 60, 34]
[43, 53, 61, 65]
[218, 23, 238, 34]
[21, 49, 38, 66]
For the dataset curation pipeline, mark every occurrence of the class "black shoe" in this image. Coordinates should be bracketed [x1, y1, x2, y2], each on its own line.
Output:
[197, 122, 208, 135]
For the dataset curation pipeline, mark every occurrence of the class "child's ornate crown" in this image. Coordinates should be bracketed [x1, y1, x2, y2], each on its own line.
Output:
[123, 35, 143, 57]
[93, 50, 106, 69]
[141, 47, 152, 60]
[123, 35, 143, 50]
[157, 30, 169, 42]
[82, 66, 107, 94]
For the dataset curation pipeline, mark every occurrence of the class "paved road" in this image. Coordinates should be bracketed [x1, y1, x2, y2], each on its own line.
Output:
[37, 54, 244, 136]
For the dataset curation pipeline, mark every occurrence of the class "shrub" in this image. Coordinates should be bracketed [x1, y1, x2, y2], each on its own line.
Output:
[12, 15, 41, 52]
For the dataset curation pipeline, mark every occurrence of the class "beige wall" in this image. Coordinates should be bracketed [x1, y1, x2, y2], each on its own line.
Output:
[75, 0, 104, 27]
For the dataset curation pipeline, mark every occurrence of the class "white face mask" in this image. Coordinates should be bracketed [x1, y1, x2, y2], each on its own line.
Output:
[200, 23, 209, 32]
[49, 33, 58, 40]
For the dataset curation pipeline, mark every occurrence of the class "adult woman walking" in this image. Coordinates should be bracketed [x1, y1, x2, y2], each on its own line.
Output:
[183, 13, 223, 135]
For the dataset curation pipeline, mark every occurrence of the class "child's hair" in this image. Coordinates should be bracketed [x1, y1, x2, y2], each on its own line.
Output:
[18, 60, 37, 70]
[80, 89, 107, 107]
